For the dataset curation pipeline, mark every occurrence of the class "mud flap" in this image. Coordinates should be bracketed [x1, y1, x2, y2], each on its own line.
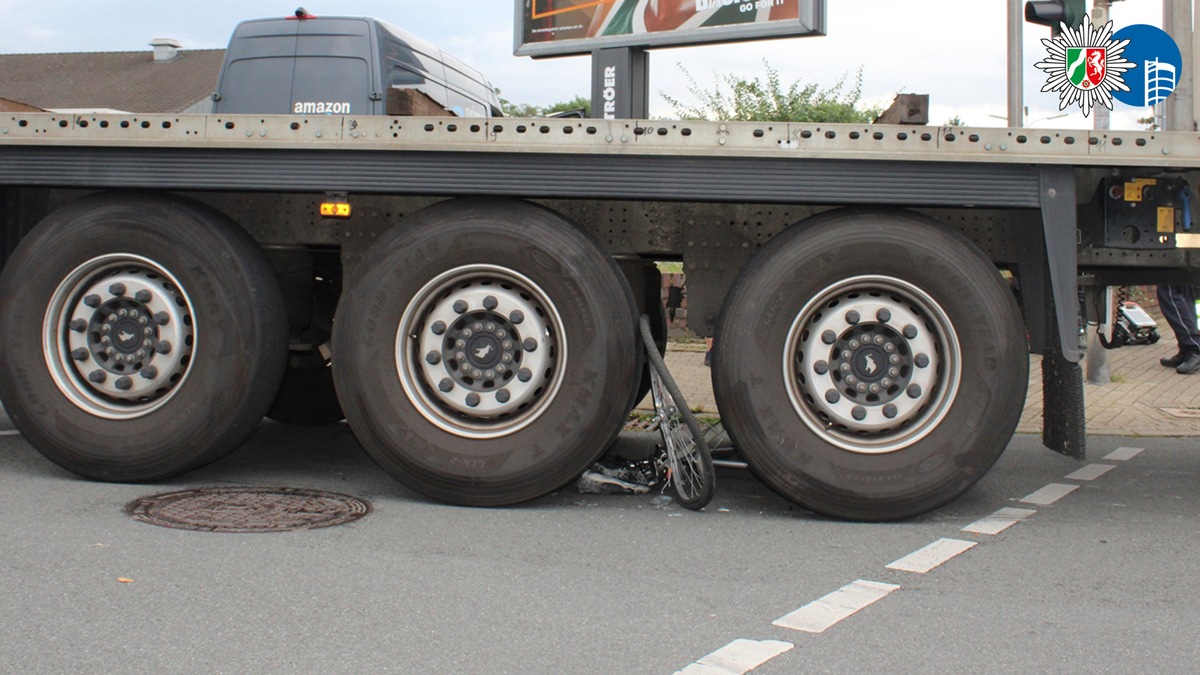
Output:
[1041, 347, 1086, 459]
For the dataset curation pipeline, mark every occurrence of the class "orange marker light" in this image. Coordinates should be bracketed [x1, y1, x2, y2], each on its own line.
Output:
[319, 202, 352, 218]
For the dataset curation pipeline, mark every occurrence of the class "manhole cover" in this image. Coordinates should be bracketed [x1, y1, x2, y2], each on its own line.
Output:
[126, 487, 371, 533]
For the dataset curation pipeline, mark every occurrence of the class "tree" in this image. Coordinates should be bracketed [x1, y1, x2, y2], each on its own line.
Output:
[661, 60, 881, 123]
[945, 115, 966, 127]
[496, 90, 590, 117]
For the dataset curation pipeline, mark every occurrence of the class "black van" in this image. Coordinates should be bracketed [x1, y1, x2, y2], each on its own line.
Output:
[213, 12, 503, 117]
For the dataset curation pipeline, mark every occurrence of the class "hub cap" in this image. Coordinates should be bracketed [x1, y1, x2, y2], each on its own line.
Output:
[397, 264, 565, 439]
[784, 275, 961, 454]
[44, 254, 196, 419]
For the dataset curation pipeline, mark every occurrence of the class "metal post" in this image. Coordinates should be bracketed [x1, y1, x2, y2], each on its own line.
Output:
[1007, 0, 1024, 127]
[1086, 0, 1112, 384]
[1164, 0, 1194, 132]
[590, 47, 649, 120]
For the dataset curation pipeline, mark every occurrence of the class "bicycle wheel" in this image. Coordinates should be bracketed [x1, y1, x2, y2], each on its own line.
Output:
[639, 315, 714, 510]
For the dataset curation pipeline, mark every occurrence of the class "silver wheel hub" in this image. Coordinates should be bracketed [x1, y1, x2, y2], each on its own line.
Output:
[398, 265, 564, 439]
[785, 275, 960, 454]
[45, 255, 195, 419]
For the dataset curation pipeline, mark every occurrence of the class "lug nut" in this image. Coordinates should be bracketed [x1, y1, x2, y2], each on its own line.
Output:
[114, 376, 132, 391]
[455, 352, 466, 362]
[484, 370, 495, 380]
[431, 321, 447, 335]
[884, 343, 895, 353]
[153, 312, 170, 326]
[825, 389, 840, 403]
[118, 309, 129, 318]
[154, 341, 172, 354]
[140, 366, 158, 379]
[509, 310, 524, 324]
[907, 384, 922, 399]
[134, 289, 152, 303]
[496, 364, 506, 373]
[88, 370, 106, 383]
[472, 322, 483, 332]
[846, 375, 857, 385]
[881, 378, 892, 387]
[851, 406, 866, 421]
[883, 404, 898, 419]
[108, 283, 126, 297]
[483, 295, 498, 310]
[813, 360, 829, 375]
[70, 348, 89, 361]
[137, 316, 148, 326]
[501, 353, 513, 363]
[845, 310, 860, 325]
[465, 393, 481, 407]
[888, 368, 899, 378]
[517, 368, 532, 382]
[840, 363, 851, 373]
[496, 389, 511, 403]
[877, 308, 892, 322]
[426, 351, 441, 365]
[522, 338, 537, 352]
[462, 329, 474, 338]
[100, 336, 110, 344]
[890, 354, 901, 364]
[873, 335, 884, 345]
[69, 318, 87, 332]
[107, 314, 118, 323]
[821, 330, 836, 345]
[869, 383, 880, 393]
[842, 350, 852, 360]
[452, 300, 468, 314]
[856, 382, 867, 392]
[915, 354, 930, 368]
[135, 350, 146, 360]
[471, 370, 483, 380]
[83, 294, 101, 308]
[438, 378, 454, 392]
[461, 364, 471, 373]
[903, 325, 918, 339]
[502, 341, 513, 351]
[456, 339, 466, 349]
[849, 339, 860, 349]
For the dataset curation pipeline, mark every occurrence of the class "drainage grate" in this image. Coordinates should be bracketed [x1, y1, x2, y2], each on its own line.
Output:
[126, 487, 371, 533]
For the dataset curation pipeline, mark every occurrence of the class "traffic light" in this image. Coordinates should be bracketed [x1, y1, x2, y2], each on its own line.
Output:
[1025, 0, 1087, 35]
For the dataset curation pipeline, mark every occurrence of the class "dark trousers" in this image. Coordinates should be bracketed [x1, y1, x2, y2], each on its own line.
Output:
[1156, 284, 1200, 353]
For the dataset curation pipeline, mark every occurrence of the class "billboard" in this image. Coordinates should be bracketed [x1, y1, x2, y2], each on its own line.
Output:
[515, 0, 826, 57]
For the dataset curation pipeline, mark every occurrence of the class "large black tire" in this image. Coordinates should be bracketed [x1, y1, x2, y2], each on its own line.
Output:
[712, 209, 1028, 521]
[333, 198, 639, 506]
[0, 193, 288, 481]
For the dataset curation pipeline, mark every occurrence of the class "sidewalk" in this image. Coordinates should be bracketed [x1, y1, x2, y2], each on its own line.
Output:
[647, 339, 1200, 438]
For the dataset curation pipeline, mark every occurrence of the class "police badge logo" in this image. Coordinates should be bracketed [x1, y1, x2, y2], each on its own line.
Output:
[1034, 13, 1134, 117]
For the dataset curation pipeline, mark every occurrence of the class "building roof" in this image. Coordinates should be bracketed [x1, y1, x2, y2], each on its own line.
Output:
[0, 48, 225, 114]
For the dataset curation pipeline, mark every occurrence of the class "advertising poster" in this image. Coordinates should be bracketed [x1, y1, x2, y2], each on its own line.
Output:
[516, 0, 824, 57]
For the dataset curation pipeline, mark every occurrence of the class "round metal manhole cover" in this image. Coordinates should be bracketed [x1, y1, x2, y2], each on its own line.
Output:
[126, 487, 371, 533]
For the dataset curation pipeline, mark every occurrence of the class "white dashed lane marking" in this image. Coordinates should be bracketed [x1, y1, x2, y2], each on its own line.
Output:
[1020, 483, 1079, 505]
[1065, 463, 1116, 481]
[1104, 447, 1144, 461]
[772, 580, 900, 634]
[675, 639, 794, 675]
[962, 507, 1037, 535]
[672, 447, 1146, 673]
[886, 538, 977, 574]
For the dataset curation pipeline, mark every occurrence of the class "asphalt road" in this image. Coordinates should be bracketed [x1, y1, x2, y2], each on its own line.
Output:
[1, 422, 1197, 674]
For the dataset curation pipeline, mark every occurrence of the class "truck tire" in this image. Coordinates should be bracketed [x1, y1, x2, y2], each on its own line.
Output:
[712, 209, 1028, 521]
[0, 193, 288, 481]
[333, 198, 639, 506]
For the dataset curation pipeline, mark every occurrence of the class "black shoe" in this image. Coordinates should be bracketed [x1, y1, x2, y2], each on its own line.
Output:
[1177, 351, 1200, 374]
[1161, 351, 1187, 367]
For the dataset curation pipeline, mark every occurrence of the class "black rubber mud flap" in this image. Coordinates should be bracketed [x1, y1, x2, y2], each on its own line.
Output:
[1041, 347, 1086, 460]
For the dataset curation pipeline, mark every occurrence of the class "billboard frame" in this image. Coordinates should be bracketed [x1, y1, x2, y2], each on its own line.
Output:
[513, 0, 826, 58]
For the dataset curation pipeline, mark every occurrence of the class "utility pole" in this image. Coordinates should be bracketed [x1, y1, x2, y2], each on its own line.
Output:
[1008, 0, 1024, 127]
[1164, 0, 1194, 132]
[1086, 0, 1114, 384]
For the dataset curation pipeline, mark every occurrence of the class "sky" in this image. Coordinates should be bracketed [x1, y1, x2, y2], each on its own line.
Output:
[0, 1, 1179, 130]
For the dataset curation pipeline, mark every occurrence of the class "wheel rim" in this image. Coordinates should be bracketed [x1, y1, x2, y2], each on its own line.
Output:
[784, 275, 961, 454]
[43, 254, 196, 419]
[396, 264, 566, 439]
